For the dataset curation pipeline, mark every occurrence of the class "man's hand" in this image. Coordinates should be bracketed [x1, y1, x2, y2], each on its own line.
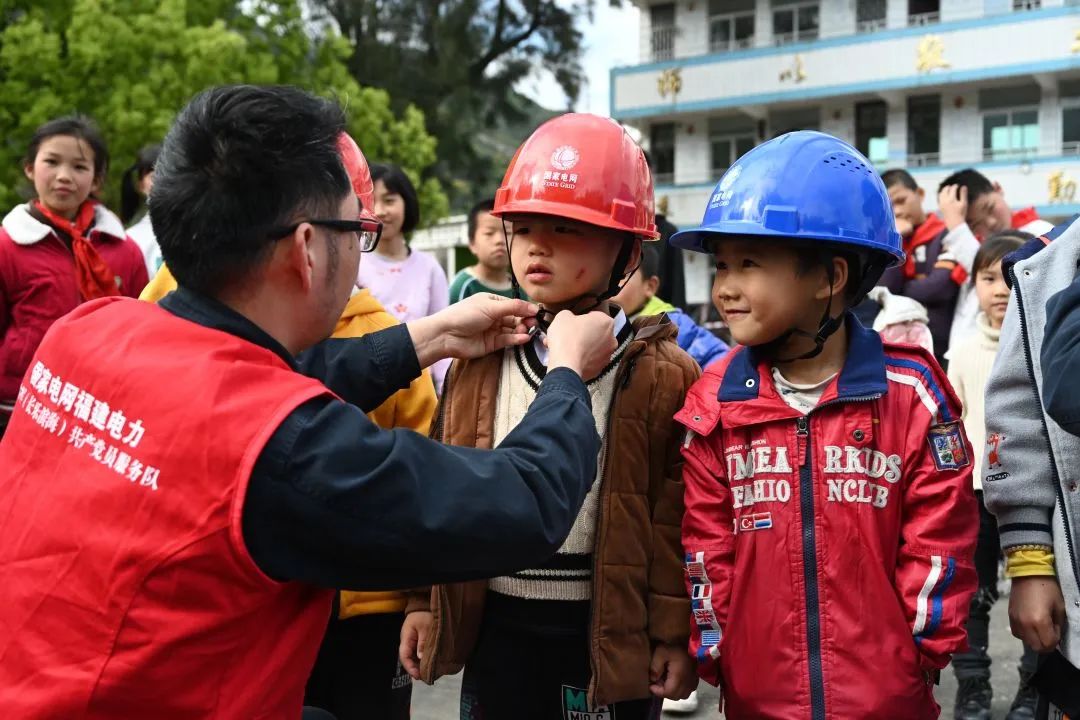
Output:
[649, 644, 698, 700]
[399, 611, 434, 680]
[895, 217, 915, 239]
[1009, 575, 1066, 652]
[938, 184, 969, 232]
[545, 310, 617, 380]
[407, 294, 537, 368]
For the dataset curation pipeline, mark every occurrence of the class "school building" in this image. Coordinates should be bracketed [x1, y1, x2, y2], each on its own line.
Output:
[612, 0, 1080, 237]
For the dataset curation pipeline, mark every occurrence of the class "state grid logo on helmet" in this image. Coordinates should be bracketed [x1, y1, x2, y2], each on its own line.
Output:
[551, 145, 580, 171]
[710, 165, 742, 210]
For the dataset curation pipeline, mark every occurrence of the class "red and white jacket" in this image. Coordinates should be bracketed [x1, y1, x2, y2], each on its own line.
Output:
[677, 317, 978, 720]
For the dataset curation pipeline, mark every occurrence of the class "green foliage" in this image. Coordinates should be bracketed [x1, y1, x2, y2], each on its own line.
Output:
[0, 0, 447, 223]
[313, 0, 588, 210]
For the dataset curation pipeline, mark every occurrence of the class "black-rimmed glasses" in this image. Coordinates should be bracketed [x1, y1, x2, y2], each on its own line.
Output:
[272, 218, 383, 253]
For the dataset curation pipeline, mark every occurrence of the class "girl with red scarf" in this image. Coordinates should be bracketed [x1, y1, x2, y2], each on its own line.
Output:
[0, 116, 148, 437]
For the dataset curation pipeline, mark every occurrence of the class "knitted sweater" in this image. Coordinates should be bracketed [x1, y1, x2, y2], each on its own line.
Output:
[487, 318, 633, 601]
[946, 312, 999, 490]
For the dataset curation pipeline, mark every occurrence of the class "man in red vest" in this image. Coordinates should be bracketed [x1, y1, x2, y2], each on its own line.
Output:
[0, 85, 617, 719]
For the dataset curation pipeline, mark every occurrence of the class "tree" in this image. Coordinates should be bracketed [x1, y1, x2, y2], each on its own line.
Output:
[0, 0, 447, 222]
[313, 0, 587, 208]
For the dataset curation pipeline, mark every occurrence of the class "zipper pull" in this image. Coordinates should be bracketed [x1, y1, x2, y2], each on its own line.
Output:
[796, 416, 808, 437]
[620, 358, 637, 389]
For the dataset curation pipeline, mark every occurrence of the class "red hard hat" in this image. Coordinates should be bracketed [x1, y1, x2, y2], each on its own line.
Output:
[337, 132, 377, 220]
[492, 113, 659, 241]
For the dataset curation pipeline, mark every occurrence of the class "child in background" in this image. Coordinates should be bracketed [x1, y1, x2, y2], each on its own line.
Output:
[937, 168, 1052, 352]
[358, 163, 450, 391]
[877, 169, 952, 362]
[399, 113, 700, 719]
[449, 198, 515, 302]
[674, 131, 977, 719]
[121, 144, 162, 277]
[947, 231, 1038, 720]
[612, 242, 728, 370]
[0, 116, 148, 438]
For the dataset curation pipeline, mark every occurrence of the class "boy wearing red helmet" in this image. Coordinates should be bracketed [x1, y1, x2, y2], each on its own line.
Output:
[398, 114, 700, 718]
[673, 132, 978, 719]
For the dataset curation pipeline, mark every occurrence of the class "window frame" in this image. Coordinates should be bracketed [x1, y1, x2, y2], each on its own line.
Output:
[980, 105, 1040, 161]
[772, 1, 820, 45]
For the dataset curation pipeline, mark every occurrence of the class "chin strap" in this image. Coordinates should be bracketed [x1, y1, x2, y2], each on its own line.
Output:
[755, 251, 890, 362]
[502, 220, 638, 334]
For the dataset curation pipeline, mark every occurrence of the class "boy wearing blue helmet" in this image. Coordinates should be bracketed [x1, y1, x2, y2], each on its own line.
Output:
[673, 131, 979, 719]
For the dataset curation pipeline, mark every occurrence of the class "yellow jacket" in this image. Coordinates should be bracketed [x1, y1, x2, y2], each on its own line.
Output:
[140, 266, 438, 618]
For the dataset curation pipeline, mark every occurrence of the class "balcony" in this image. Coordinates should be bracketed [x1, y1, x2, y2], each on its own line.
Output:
[651, 26, 676, 61]
[1014, 0, 1041, 9]
[709, 35, 755, 53]
[856, 18, 887, 33]
[907, 10, 940, 25]
[906, 152, 942, 167]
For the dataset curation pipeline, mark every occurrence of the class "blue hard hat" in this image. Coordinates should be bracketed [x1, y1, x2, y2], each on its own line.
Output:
[670, 131, 904, 266]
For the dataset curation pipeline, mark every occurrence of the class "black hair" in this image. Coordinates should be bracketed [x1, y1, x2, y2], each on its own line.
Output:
[150, 85, 350, 296]
[938, 168, 994, 205]
[24, 115, 109, 181]
[370, 163, 420, 235]
[973, 230, 1031, 276]
[881, 168, 918, 192]
[467, 197, 496, 242]
[793, 244, 867, 306]
[120, 144, 161, 225]
[640, 242, 661, 280]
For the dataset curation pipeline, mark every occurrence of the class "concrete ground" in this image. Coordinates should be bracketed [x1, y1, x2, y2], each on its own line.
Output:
[412, 590, 1022, 719]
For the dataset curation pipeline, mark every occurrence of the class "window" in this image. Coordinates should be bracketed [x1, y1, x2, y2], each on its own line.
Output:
[651, 3, 676, 61]
[709, 118, 756, 178]
[980, 84, 1040, 160]
[856, 0, 887, 33]
[1013, 0, 1041, 10]
[709, 12, 755, 52]
[650, 123, 676, 185]
[770, 107, 820, 137]
[982, 110, 1039, 160]
[1063, 106, 1080, 154]
[773, 1, 819, 45]
[907, 94, 941, 165]
[855, 101, 889, 166]
[908, 0, 939, 25]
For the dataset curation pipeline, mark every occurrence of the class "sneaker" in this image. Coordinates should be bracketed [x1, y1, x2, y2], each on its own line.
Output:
[954, 676, 992, 720]
[662, 690, 699, 714]
[1006, 669, 1038, 720]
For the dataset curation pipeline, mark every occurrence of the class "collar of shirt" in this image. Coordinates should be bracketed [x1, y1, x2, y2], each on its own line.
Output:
[159, 286, 297, 370]
[532, 308, 628, 367]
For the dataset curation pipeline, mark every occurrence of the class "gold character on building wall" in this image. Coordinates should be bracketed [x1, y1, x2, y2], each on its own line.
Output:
[657, 68, 683, 99]
[915, 36, 950, 73]
[779, 55, 807, 83]
[1048, 171, 1077, 203]
[1071, 29, 1080, 53]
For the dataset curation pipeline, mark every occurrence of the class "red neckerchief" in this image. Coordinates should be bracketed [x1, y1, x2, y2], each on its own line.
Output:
[902, 212, 946, 280]
[950, 207, 1044, 286]
[33, 200, 120, 300]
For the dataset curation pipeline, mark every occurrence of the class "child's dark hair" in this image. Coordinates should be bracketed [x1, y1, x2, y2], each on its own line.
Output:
[23, 115, 109, 180]
[467, 197, 496, 241]
[371, 163, 420, 235]
[793, 244, 866, 305]
[972, 230, 1031, 276]
[881, 168, 918, 192]
[640, 242, 661, 281]
[121, 144, 161, 225]
[938, 168, 994, 204]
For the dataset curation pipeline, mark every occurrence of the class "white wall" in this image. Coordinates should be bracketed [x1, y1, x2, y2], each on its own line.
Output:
[675, 119, 711, 184]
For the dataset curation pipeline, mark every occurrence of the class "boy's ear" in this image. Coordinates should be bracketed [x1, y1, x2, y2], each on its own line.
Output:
[815, 255, 850, 302]
[916, 187, 925, 202]
[644, 274, 661, 298]
[23, 164, 33, 182]
[626, 239, 643, 270]
[993, 181, 1004, 196]
[91, 175, 104, 195]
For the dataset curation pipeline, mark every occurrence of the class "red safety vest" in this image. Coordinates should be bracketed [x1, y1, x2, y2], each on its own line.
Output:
[0, 297, 335, 719]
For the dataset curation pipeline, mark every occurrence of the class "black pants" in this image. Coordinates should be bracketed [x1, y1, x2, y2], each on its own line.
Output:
[953, 492, 1038, 680]
[460, 594, 661, 720]
[304, 611, 411, 720]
